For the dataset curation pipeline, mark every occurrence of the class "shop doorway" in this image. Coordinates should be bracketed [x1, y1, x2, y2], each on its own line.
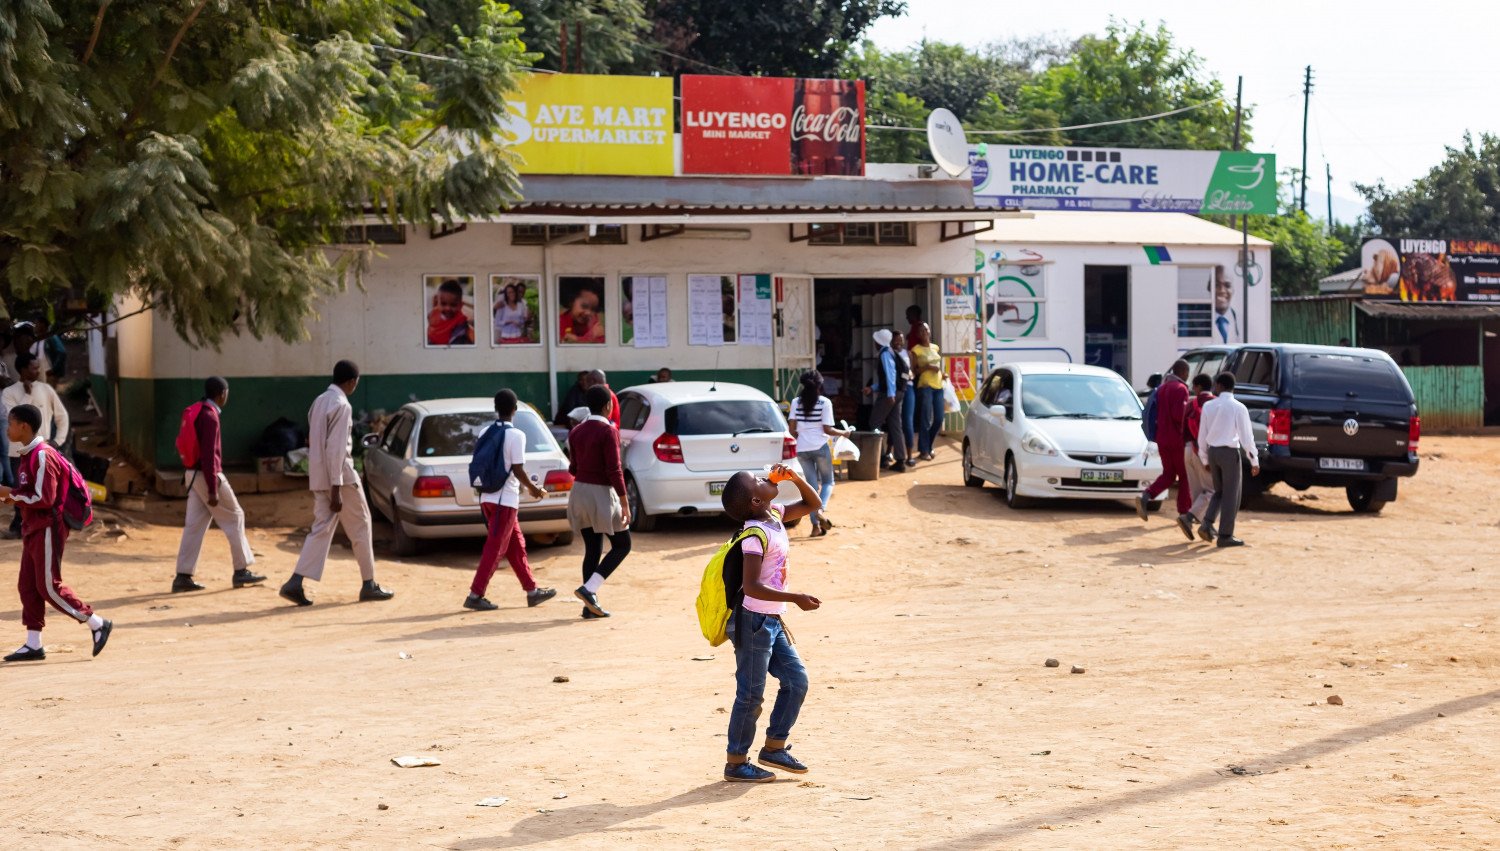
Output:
[811, 278, 929, 429]
[1084, 265, 1131, 382]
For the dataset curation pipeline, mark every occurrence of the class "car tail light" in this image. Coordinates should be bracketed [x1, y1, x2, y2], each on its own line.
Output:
[1267, 408, 1291, 446]
[543, 469, 574, 493]
[782, 435, 797, 460]
[1408, 415, 1421, 455]
[413, 476, 455, 499]
[653, 433, 684, 463]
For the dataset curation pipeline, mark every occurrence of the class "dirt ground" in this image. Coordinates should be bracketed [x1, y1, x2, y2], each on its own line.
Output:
[3, 435, 1497, 849]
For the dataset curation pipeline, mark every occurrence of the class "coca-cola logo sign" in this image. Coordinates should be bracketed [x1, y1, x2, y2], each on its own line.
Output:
[791, 106, 861, 143]
[681, 75, 865, 176]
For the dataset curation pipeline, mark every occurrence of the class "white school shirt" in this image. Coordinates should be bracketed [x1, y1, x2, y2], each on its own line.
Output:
[789, 396, 834, 454]
[479, 422, 527, 509]
[1197, 391, 1258, 467]
[306, 384, 357, 491]
[2, 380, 69, 456]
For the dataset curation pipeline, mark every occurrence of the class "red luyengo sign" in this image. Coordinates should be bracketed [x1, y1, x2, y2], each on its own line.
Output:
[681, 76, 865, 177]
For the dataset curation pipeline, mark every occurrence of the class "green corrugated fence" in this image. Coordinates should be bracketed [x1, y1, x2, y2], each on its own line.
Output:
[1401, 365, 1483, 431]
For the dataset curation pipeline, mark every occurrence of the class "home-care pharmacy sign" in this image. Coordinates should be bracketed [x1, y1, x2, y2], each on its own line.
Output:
[972, 145, 1276, 214]
[503, 74, 673, 175]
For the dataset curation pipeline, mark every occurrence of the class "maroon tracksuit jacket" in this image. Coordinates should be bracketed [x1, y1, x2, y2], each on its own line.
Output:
[10, 437, 92, 631]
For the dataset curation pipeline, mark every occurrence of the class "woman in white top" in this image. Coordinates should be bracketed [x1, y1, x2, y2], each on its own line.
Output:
[494, 284, 531, 343]
[786, 370, 851, 537]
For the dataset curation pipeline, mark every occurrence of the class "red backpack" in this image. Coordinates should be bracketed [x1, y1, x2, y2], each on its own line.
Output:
[175, 402, 207, 467]
[51, 446, 93, 531]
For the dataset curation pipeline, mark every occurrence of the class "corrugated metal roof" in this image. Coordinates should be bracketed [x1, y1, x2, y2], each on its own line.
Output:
[1356, 301, 1500, 320]
[975, 210, 1272, 248]
[1318, 267, 1363, 292]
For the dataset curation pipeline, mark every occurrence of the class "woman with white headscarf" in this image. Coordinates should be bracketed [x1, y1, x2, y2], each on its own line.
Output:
[869, 329, 908, 473]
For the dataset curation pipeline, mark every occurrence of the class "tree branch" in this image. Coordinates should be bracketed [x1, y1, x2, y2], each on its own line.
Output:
[152, 0, 209, 87]
[81, 0, 114, 65]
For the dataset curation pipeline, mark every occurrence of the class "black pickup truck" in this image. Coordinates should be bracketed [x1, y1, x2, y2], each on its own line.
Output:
[1181, 343, 1420, 513]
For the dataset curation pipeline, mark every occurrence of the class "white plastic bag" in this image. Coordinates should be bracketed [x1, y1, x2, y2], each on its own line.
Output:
[832, 435, 860, 462]
[943, 379, 961, 413]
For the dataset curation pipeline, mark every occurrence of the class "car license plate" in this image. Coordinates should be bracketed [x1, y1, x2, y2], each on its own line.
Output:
[1081, 469, 1123, 483]
[709, 481, 727, 496]
[1319, 457, 1365, 471]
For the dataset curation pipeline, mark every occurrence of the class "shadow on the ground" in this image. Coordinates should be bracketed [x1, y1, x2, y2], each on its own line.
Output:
[448, 781, 755, 850]
[377, 616, 579, 643]
[918, 688, 1500, 849]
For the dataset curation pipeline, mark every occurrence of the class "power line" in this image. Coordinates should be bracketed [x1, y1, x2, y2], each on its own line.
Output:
[866, 98, 1225, 136]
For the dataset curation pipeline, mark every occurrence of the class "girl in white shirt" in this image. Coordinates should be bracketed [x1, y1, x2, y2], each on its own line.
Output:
[786, 371, 851, 537]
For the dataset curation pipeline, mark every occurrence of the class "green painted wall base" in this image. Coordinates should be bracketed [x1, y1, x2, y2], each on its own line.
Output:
[114, 368, 773, 468]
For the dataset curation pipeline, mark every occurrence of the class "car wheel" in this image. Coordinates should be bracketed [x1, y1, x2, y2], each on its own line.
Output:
[1004, 455, 1033, 509]
[364, 479, 386, 521]
[626, 477, 657, 532]
[1240, 468, 1270, 509]
[1346, 482, 1388, 514]
[550, 531, 574, 547]
[962, 441, 984, 488]
[389, 503, 422, 557]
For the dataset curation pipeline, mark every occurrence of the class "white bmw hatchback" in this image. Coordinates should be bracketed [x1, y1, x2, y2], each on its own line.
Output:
[961, 363, 1163, 509]
[614, 381, 802, 531]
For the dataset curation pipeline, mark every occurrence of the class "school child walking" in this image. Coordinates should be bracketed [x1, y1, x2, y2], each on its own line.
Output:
[567, 385, 631, 618]
[172, 376, 264, 592]
[0, 404, 111, 662]
[463, 389, 557, 611]
[717, 464, 823, 782]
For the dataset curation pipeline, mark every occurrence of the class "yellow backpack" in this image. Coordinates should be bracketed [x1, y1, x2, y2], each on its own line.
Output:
[696, 526, 769, 646]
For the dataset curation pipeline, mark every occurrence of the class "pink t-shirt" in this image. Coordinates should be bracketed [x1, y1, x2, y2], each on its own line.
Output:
[739, 506, 790, 616]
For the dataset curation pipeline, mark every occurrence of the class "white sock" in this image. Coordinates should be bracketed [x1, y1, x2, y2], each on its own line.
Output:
[584, 573, 605, 594]
[86, 614, 104, 631]
[25, 630, 41, 649]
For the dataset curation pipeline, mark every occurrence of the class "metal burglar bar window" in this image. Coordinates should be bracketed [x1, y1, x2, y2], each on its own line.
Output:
[1177, 304, 1212, 337]
[339, 224, 406, 244]
[807, 222, 914, 246]
[878, 222, 914, 245]
[511, 224, 627, 245]
[1176, 267, 1215, 338]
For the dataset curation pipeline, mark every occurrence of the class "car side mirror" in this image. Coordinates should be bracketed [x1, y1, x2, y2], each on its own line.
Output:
[361, 433, 381, 448]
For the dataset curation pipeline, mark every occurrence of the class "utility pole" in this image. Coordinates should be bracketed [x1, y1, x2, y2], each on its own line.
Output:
[1235, 76, 1250, 342]
[1300, 65, 1314, 213]
[1326, 163, 1334, 226]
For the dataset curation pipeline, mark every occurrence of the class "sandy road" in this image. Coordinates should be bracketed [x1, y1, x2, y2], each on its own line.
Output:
[1, 435, 1497, 848]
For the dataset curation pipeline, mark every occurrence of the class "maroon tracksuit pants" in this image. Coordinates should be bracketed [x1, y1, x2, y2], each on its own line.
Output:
[18, 520, 92, 631]
[469, 504, 536, 597]
[1145, 439, 1192, 515]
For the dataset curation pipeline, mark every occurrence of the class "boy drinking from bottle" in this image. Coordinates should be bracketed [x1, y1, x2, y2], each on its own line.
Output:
[717, 464, 822, 782]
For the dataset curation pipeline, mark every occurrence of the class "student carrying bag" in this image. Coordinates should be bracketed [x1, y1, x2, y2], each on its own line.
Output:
[468, 422, 514, 494]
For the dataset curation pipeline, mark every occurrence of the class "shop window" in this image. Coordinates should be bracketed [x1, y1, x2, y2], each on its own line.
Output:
[1176, 267, 1214, 338]
[511, 224, 626, 245]
[338, 223, 406, 244]
[806, 222, 915, 246]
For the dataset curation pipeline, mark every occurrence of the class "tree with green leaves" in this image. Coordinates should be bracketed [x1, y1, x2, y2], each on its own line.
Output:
[1247, 210, 1350, 297]
[0, 0, 533, 346]
[509, 0, 649, 73]
[646, 0, 905, 77]
[1358, 133, 1500, 239]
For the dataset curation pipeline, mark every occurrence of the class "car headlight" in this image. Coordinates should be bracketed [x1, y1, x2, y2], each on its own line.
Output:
[1021, 430, 1060, 457]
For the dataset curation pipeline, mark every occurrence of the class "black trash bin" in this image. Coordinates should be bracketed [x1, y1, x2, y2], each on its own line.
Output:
[847, 431, 886, 481]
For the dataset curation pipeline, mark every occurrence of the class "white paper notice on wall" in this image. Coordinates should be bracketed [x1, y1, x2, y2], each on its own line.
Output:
[627, 275, 669, 348]
[688, 274, 725, 346]
[738, 274, 774, 347]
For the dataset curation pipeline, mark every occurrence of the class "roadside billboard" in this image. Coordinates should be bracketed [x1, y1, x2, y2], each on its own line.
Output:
[1360, 237, 1500, 302]
[971, 145, 1276, 214]
[680, 76, 866, 176]
[503, 74, 673, 175]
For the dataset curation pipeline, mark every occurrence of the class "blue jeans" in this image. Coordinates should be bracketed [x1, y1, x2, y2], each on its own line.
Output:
[726, 611, 809, 757]
[901, 384, 917, 453]
[796, 445, 834, 525]
[916, 386, 945, 455]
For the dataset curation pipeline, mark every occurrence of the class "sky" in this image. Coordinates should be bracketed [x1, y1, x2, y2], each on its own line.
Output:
[867, 0, 1500, 222]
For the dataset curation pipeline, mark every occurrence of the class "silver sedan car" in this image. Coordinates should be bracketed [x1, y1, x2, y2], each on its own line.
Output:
[363, 399, 574, 555]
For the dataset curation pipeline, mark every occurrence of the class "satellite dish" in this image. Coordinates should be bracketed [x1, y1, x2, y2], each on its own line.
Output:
[926, 108, 970, 177]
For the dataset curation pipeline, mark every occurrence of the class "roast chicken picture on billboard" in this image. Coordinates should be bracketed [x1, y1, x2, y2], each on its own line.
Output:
[1361, 238, 1473, 302]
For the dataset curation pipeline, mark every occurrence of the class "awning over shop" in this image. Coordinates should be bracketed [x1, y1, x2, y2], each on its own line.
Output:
[1355, 301, 1500, 321]
[493, 174, 1008, 226]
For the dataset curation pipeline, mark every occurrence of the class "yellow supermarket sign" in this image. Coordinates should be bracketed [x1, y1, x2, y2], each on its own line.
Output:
[504, 74, 674, 175]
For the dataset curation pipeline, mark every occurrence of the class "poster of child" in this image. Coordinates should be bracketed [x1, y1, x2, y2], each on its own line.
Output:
[491, 274, 540, 345]
[620, 277, 636, 345]
[558, 276, 606, 345]
[423, 275, 476, 347]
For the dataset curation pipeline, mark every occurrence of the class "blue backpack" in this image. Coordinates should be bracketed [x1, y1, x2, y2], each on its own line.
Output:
[1141, 387, 1160, 442]
[468, 422, 514, 494]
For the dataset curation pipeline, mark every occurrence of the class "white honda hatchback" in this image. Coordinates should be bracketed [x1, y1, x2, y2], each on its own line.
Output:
[961, 363, 1162, 509]
[614, 381, 802, 531]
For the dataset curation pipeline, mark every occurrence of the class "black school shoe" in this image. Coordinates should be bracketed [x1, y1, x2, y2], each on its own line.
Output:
[279, 581, 313, 607]
[574, 586, 606, 617]
[233, 569, 266, 588]
[581, 606, 610, 619]
[1175, 513, 1196, 541]
[757, 746, 808, 774]
[464, 594, 499, 611]
[171, 574, 206, 593]
[3, 645, 45, 662]
[91, 619, 113, 657]
[527, 587, 557, 607]
[723, 762, 776, 783]
[1197, 524, 1216, 543]
[1216, 536, 1246, 549]
[359, 581, 395, 602]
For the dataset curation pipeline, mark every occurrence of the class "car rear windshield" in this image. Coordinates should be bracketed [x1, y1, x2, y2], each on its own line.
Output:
[665, 400, 784, 436]
[1289, 354, 1410, 401]
[415, 410, 555, 458]
[1021, 374, 1142, 420]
